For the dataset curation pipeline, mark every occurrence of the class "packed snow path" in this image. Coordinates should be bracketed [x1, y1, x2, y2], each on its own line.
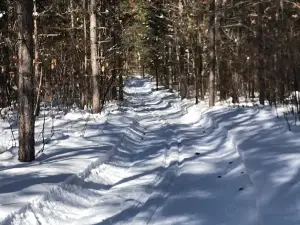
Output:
[0, 77, 258, 225]
[2, 77, 300, 225]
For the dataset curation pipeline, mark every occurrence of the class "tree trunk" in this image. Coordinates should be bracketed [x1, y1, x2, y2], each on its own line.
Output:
[258, 1, 265, 105]
[1, 46, 10, 107]
[17, 0, 35, 162]
[111, 2, 119, 100]
[195, 30, 202, 104]
[90, 0, 100, 113]
[232, 20, 241, 104]
[70, 0, 76, 104]
[168, 41, 173, 91]
[164, 44, 169, 90]
[118, 57, 124, 101]
[155, 61, 159, 90]
[33, 0, 41, 117]
[81, 0, 89, 108]
[179, 46, 186, 99]
[209, 0, 216, 107]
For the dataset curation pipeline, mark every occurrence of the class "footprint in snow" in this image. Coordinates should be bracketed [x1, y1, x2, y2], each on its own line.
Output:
[195, 152, 200, 156]
[238, 187, 244, 191]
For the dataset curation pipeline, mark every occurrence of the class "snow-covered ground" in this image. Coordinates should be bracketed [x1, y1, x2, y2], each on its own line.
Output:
[1, 76, 300, 224]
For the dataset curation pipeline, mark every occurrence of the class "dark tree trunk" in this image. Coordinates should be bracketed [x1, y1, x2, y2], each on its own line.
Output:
[118, 58, 124, 101]
[90, 0, 100, 113]
[258, 2, 265, 105]
[209, 0, 216, 107]
[155, 60, 159, 90]
[17, 0, 35, 162]
[33, 0, 41, 117]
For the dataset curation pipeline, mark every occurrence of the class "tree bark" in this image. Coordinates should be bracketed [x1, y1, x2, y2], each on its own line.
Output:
[168, 41, 173, 91]
[17, 0, 35, 162]
[81, 0, 89, 108]
[209, 0, 216, 107]
[90, 0, 100, 113]
[33, 0, 41, 117]
[116, 49, 123, 102]
[195, 30, 202, 104]
[258, 1, 265, 105]
[111, 1, 119, 100]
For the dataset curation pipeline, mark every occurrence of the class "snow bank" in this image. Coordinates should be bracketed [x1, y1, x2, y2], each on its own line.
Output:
[201, 106, 300, 225]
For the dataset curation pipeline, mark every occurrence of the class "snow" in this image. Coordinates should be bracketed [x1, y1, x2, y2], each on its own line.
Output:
[1, 76, 300, 224]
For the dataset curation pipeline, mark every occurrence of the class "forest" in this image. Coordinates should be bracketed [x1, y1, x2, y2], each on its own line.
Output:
[0, 0, 300, 162]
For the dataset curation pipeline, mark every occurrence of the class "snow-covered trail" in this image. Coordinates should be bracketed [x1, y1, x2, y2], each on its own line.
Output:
[1, 77, 258, 225]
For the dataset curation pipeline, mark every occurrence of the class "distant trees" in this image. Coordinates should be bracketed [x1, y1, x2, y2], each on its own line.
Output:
[143, 0, 300, 108]
[2, 0, 300, 113]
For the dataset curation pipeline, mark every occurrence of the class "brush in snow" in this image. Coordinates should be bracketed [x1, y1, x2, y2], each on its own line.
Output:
[218, 176, 222, 178]
[238, 187, 244, 191]
[195, 152, 200, 156]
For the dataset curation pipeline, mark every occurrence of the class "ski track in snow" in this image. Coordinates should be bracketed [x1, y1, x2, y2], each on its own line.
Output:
[3, 76, 300, 224]
[0, 77, 258, 225]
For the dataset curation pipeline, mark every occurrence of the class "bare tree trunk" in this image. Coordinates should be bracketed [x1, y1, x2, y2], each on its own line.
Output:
[118, 57, 124, 101]
[179, 46, 186, 99]
[195, 30, 202, 104]
[155, 61, 159, 90]
[258, 1, 265, 105]
[1, 46, 10, 107]
[164, 43, 169, 90]
[81, 0, 89, 108]
[33, 0, 41, 117]
[70, 0, 76, 104]
[115, 3, 123, 101]
[90, 0, 100, 113]
[168, 41, 173, 91]
[184, 47, 190, 99]
[231, 18, 241, 104]
[111, 2, 118, 100]
[17, 0, 35, 162]
[209, 0, 216, 107]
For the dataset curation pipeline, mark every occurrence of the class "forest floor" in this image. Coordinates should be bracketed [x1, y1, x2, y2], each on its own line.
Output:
[1, 76, 300, 225]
